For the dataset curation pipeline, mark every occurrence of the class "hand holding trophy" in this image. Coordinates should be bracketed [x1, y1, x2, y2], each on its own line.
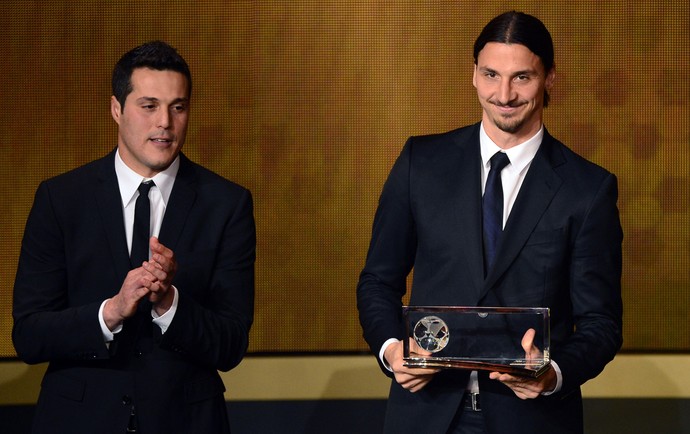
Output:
[403, 306, 551, 378]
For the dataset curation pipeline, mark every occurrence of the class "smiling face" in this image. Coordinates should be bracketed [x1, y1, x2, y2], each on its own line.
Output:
[473, 42, 555, 148]
[111, 67, 190, 177]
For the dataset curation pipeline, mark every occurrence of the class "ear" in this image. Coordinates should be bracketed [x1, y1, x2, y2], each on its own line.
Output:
[545, 66, 556, 91]
[110, 95, 122, 125]
[472, 64, 478, 89]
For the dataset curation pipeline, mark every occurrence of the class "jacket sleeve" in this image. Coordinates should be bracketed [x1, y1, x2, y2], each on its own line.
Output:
[553, 172, 623, 392]
[357, 139, 417, 373]
[13, 181, 111, 364]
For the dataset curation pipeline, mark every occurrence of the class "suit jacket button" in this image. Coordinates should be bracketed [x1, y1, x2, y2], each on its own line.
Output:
[122, 395, 132, 406]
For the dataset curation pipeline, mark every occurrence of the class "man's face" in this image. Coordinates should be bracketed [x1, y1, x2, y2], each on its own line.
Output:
[473, 42, 555, 146]
[111, 68, 190, 177]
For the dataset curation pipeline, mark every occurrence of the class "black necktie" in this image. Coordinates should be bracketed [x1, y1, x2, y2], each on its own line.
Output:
[483, 152, 510, 272]
[130, 181, 154, 268]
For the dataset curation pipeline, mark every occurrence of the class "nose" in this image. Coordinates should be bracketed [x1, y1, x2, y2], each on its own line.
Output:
[157, 108, 172, 129]
[497, 79, 515, 105]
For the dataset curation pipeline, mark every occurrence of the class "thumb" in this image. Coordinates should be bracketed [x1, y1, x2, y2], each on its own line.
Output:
[521, 328, 537, 357]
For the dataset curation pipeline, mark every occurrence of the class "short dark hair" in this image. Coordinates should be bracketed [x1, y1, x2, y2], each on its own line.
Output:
[473, 11, 554, 106]
[112, 41, 192, 110]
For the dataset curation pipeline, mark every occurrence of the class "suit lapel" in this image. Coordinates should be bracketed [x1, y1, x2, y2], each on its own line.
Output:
[93, 151, 198, 278]
[94, 150, 132, 278]
[158, 154, 197, 251]
[482, 132, 565, 295]
[449, 127, 486, 300]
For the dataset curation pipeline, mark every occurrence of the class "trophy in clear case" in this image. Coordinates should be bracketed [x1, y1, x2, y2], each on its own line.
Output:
[403, 306, 551, 377]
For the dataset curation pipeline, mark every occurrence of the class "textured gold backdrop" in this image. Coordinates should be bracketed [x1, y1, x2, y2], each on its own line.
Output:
[1, 1, 688, 357]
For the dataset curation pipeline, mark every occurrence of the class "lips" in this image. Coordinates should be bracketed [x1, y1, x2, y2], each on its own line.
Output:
[495, 106, 519, 117]
[490, 101, 525, 117]
[150, 137, 173, 145]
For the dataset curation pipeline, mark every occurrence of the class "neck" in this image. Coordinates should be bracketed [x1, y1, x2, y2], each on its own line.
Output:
[482, 116, 543, 149]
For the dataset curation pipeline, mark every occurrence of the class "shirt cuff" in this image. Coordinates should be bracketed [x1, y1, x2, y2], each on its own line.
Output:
[541, 359, 563, 395]
[379, 338, 400, 372]
[151, 286, 179, 334]
[98, 299, 122, 343]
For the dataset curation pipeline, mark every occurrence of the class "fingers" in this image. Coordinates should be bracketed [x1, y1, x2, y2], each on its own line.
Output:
[489, 372, 541, 399]
[395, 371, 436, 393]
[409, 337, 435, 357]
[142, 261, 167, 282]
[521, 328, 542, 360]
[490, 365, 557, 400]
[147, 237, 177, 286]
[107, 239, 178, 328]
[103, 269, 154, 328]
[123, 267, 154, 295]
[393, 359, 438, 392]
[385, 339, 440, 393]
[142, 239, 177, 312]
[149, 237, 174, 264]
[521, 328, 536, 352]
[131, 238, 174, 273]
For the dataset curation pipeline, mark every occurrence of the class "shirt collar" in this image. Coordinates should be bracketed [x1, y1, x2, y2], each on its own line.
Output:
[479, 123, 544, 174]
[114, 149, 180, 208]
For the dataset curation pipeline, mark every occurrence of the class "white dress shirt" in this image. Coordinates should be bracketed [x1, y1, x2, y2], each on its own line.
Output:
[97, 149, 181, 342]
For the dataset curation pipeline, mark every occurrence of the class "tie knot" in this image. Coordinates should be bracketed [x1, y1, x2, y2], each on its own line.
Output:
[489, 152, 510, 173]
[138, 181, 154, 196]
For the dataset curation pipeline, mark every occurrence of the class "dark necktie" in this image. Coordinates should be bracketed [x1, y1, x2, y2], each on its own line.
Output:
[482, 152, 510, 272]
[130, 181, 154, 268]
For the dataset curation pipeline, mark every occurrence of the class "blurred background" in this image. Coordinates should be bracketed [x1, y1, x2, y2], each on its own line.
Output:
[1, 1, 688, 432]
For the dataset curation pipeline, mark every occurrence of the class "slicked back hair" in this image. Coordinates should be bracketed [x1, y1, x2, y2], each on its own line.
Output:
[112, 41, 191, 110]
[473, 11, 554, 107]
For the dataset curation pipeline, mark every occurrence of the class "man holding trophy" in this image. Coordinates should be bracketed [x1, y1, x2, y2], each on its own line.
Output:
[357, 11, 623, 434]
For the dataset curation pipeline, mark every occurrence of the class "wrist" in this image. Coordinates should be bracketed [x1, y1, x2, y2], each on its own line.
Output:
[102, 298, 124, 331]
[382, 339, 400, 366]
[152, 286, 175, 316]
[153, 297, 172, 316]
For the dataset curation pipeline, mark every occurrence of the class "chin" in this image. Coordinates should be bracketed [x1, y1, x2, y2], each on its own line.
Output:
[144, 157, 174, 172]
[148, 150, 179, 166]
[497, 122, 525, 134]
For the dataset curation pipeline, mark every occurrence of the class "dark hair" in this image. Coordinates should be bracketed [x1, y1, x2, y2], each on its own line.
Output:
[473, 11, 554, 106]
[112, 41, 192, 110]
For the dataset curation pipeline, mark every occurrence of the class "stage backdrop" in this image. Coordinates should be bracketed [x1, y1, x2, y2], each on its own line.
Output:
[1, 1, 688, 357]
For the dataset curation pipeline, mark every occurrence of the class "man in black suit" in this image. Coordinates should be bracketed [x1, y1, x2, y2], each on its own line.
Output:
[357, 12, 623, 434]
[13, 41, 255, 433]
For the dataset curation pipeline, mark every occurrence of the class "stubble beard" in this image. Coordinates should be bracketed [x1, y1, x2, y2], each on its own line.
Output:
[483, 97, 527, 135]
[494, 116, 525, 134]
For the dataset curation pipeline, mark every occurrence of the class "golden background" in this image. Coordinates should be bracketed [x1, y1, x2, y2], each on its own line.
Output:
[0, 1, 688, 357]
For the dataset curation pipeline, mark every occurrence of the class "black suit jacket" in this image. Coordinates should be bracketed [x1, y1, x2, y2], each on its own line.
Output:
[357, 123, 623, 434]
[13, 150, 255, 434]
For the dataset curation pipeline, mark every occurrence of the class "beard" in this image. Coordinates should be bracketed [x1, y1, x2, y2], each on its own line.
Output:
[487, 99, 529, 134]
[493, 115, 526, 134]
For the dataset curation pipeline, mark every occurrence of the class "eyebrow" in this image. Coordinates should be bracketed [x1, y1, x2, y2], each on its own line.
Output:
[135, 96, 189, 104]
[478, 66, 539, 77]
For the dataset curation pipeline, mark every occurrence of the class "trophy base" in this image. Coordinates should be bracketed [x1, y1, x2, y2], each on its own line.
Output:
[403, 357, 551, 378]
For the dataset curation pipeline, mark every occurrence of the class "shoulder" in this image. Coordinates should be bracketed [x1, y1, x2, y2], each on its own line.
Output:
[396, 123, 480, 166]
[406, 123, 479, 149]
[39, 151, 115, 193]
[541, 131, 615, 182]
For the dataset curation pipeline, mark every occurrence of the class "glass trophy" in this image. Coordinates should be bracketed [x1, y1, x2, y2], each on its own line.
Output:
[402, 306, 550, 378]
